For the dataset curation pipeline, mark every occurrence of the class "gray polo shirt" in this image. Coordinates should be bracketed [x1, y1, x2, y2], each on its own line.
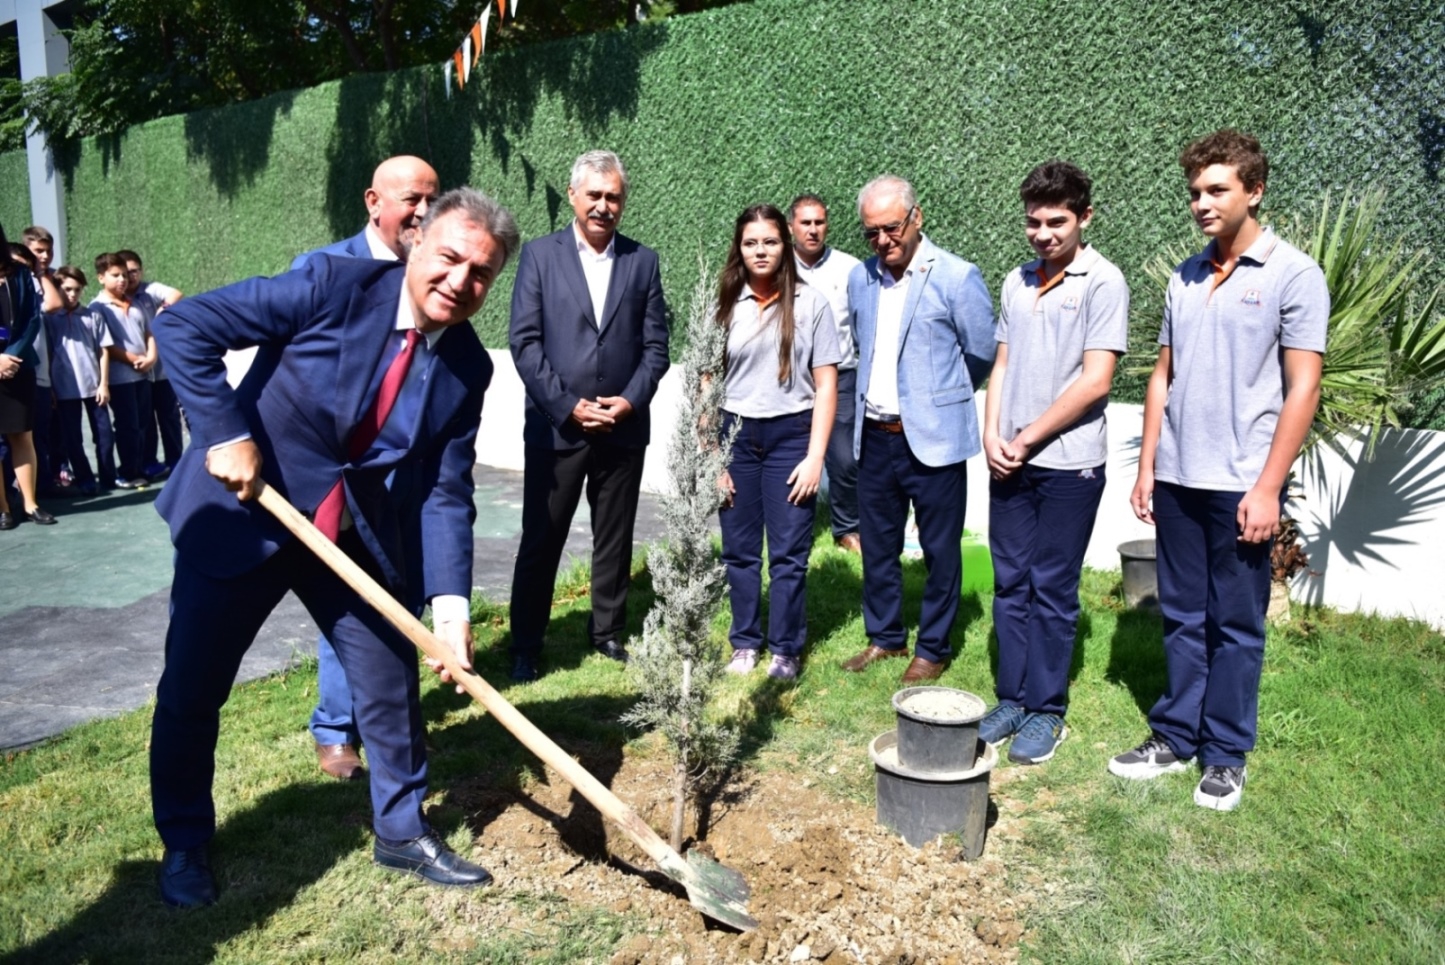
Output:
[995, 245, 1129, 470]
[723, 285, 841, 419]
[45, 307, 111, 400]
[795, 246, 861, 370]
[91, 294, 154, 386]
[1156, 229, 1329, 491]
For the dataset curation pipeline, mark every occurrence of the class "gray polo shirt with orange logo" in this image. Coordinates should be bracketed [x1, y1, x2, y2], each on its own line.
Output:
[995, 244, 1129, 470]
[1155, 228, 1329, 492]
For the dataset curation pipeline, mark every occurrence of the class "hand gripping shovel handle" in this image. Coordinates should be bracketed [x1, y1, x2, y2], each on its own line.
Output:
[254, 482, 756, 930]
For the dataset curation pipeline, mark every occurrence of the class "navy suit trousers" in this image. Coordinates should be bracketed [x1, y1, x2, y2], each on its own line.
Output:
[857, 423, 968, 663]
[1148, 482, 1276, 767]
[151, 533, 428, 849]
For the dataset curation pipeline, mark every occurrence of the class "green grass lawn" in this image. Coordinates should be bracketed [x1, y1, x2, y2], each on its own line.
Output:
[2, 548, 1442, 963]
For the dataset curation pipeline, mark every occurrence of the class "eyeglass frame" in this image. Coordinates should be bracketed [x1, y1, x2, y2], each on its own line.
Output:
[861, 205, 915, 241]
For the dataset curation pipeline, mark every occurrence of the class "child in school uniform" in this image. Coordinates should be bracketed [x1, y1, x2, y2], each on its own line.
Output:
[46, 266, 115, 494]
[90, 252, 157, 489]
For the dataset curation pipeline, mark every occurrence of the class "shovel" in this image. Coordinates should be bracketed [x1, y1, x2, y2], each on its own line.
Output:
[255, 481, 757, 932]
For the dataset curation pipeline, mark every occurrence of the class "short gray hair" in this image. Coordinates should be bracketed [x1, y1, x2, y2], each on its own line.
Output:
[857, 174, 917, 217]
[569, 150, 629, 200]
[420, 187, 522, 267]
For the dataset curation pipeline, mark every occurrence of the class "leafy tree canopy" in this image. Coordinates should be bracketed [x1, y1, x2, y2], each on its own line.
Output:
[1, 0, 748, 149]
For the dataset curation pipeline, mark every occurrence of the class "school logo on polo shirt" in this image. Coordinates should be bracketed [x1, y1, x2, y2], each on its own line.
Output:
[1062, 296, 1080, 312]
[1242, 289, 1262, 306]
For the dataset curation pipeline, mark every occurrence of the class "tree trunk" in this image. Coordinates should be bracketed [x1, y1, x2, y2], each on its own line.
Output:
[669, 656, 693, 852]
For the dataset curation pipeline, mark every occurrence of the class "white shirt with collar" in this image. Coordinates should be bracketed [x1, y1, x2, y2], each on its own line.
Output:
[864, 249, 924, 419]
[795, 245, 861, 370]
[364, 224, 402, 262]
[572, 221, 616, 323]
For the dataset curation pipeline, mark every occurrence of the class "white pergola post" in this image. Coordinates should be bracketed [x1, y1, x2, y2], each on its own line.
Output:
[1, 0, 78, 264]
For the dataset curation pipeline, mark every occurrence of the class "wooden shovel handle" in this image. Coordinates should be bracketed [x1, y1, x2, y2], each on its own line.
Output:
[254, 482, 686, 875]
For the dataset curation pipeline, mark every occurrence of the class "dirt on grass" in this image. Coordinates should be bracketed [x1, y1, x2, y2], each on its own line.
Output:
[442, 745, 1034, 965]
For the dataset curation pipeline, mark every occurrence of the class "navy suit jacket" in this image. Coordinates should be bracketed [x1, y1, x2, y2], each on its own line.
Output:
[289, 230, 374, 271]
[153, 256, 492, 604]
[508, 227, 669, 450]
[849, 235, 996, 467]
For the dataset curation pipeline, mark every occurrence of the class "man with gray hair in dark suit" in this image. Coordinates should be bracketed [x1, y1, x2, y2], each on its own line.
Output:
[507, 150, 670, 682]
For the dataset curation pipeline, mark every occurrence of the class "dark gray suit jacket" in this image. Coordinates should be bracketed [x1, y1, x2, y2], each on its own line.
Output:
[508, 226, 669, 450]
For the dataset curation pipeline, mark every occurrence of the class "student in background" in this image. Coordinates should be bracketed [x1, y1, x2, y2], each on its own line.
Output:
[46, 266, 115, 495]
[91, 252, 157, 489]
[979, 161, 1128, 765]
[117, 250, 184, 478]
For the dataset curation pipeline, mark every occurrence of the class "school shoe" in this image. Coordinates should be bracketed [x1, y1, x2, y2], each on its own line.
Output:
[1107, 734, 1194, 779]
[0, 513, 15, 531]
[1194, 765, 1247, 811]
[374, 830, 493, 888]
[115, 478, 149, 490]
[24, 507, 57, 525]
[978, 703, 1028, 746]
[159, 846, 218, 908]
[726, 649, 759, 675]
[1008, 713, 1068, 765]
[766, 654, 800, 680]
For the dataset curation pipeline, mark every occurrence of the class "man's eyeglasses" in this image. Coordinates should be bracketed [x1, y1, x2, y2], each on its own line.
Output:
[862, 206, 914, 241]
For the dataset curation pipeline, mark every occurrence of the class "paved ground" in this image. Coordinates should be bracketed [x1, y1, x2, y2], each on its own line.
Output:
[0, 465, 669, 750]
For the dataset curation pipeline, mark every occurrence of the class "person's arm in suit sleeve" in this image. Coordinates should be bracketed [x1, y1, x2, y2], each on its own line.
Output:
[509, 244, 581, 427]
[951, 264, 997, 389]
[617, 252, 670, 411]
[152, 261, 323, 448]
[1, 266, 43, 365]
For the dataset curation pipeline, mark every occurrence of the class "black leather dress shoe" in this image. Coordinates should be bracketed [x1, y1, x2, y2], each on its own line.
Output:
[593, 639, 629, 663]
[374, 831, 493, 887]
[510, 654, 540, 682]
[25, 507, 57, 525]
[0, 512, 14, 531]
[159, 846, 218, 908]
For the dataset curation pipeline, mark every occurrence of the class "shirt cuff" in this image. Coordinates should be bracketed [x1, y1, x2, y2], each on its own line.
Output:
[209, 433, 252, 451]
[430, 594, 471, 625]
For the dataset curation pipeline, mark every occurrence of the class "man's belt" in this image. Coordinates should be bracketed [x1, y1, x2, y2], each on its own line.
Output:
[865, 417, 904, 435]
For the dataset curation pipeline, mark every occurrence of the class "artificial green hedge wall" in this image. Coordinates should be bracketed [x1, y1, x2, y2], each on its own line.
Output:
[0, 150, 31, 238]
[9, 0, 1445, 418]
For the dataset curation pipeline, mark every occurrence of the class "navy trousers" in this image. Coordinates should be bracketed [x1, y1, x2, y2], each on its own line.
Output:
[55, 397, 116, 488]
[145, 377, 185, 468]
[31, 380, 55, 492]
[989, 464, 1106, 715]
[1148, 482, 1276, 767]
[510, 442, 646, 654]
[857, 424, 968, 663]
[718, 411, 817, 656]
[109, 379, 152, 481]
[151, 533, 429, 849]
[823, 368, 860, 539]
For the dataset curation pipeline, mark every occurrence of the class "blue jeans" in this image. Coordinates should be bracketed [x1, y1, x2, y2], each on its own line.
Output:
[718, 411, 817, 657]
[1148, 482, 1277, 767]
[857, 424, 968, 663]
[989, 464, 1106, 715]
[823, 368, 860, 538]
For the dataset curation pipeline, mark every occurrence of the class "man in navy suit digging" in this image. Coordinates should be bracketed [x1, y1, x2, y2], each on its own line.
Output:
[149, 187, 518, 908]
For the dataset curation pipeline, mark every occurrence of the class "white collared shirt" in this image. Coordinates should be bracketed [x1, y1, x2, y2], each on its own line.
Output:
[364, 224, 402, 262]
[572, 221, 616, 323]
[795, 246, 861, 370]
[864, 251, 923, 418]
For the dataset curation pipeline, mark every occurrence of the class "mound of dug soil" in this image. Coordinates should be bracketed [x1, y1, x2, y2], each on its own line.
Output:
[446, 747, 1031, 964]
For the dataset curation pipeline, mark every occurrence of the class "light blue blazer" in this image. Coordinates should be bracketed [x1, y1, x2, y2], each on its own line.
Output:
[848, 235, 996, 467]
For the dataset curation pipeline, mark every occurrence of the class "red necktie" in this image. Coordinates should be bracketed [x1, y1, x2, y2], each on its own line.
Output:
[313, 329, 422, 541]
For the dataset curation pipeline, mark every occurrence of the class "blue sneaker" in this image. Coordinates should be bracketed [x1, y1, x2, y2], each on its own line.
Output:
[1008, 713, 1068, 764]
[978, 703, 1027, 746]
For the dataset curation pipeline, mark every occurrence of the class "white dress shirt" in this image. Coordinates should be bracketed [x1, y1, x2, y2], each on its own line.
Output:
[573, 221, 616, 323]
[864, 252, 922, 419]
[364, 224, 402, 262]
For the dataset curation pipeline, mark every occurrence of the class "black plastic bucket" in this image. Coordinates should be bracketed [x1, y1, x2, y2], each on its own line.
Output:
[892, 687, 986, 773]
[1118, 539, 1159, 611]
[871, 731, 995, 857]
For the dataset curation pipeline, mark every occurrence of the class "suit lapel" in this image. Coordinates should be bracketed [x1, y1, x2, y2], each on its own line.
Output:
[597, 234, 633, 334]
[554, 229, 599, 330]
[896, 239, 938, 356]
[334, 270, 404, 454]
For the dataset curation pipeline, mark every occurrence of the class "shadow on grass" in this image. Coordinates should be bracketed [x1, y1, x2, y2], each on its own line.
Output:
[1104, 590, 1167, 716]
[0, 782, 368, 965]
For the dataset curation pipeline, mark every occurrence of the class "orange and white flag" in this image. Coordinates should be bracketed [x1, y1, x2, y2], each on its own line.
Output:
[453, 48, 465, 90]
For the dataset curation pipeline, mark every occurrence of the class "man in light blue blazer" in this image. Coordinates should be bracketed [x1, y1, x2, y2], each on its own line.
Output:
[290, 155, 440, 782]
[839, 175, 996, 684]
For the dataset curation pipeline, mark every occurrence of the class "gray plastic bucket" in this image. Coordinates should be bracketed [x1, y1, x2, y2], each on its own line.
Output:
[871, 731, 995, 858]
[1118, 539, 1159, 611]
[892, 687, 986, 773]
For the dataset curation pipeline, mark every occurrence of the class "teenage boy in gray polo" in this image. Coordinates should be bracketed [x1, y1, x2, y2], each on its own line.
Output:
[980, 161, 1128, 765]
[1109, 129, 1327, 811]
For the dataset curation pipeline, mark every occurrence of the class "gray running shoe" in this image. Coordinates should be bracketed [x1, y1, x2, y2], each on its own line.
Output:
[1194, 765, 1247, 811]
[1108, 734, 1193, 779]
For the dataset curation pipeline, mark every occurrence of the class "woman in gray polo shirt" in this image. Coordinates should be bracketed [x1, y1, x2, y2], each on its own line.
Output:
[716, 204, 841, 681]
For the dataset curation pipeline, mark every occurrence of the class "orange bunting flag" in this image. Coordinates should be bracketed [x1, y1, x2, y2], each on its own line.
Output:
[453, 48, 465, 90]
[496, 0, 506, 22]
[470, 21, 483, 68]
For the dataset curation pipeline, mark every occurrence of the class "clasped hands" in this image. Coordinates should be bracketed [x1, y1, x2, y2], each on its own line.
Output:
[571, 395, 633, 433]
[984, 430, 1029, 481]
